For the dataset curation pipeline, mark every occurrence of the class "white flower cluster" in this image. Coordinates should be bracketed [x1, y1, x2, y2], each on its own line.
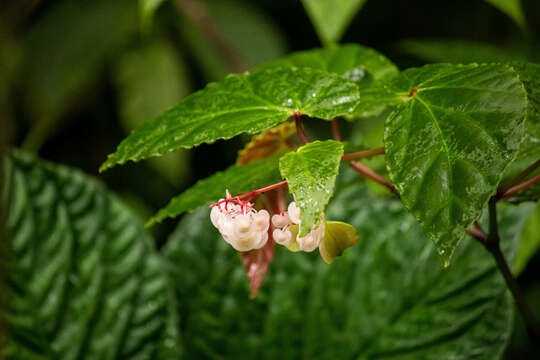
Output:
[272, 202, 325, 252]
[210, 199, 270, 252]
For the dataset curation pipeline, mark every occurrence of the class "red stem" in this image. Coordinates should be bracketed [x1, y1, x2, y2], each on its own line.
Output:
[498, 159, 540, 196]
[331, 118, 341, 141]
[342, 147, 385, 161]
[349, 161, 398, 195]
[294, 113, 309, 145]
[498, 173, 540, 199]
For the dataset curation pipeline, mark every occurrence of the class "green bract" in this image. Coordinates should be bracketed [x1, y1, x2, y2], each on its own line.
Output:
[147, 155, 282, 226]
[383, 63, 528, 265]
[279, 140, 344, 236]
[100, 67, 359, 172]
[3, 152, 181, 359]
[319, 220, 359, 264]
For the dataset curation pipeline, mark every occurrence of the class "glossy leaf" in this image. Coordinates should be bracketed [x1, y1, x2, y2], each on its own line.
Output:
[279, 140, 344, 236]
[514, 202, 540, 274]
[163, 184, 533, 359]
[2, 151, 181, 359]
[483, 0, 526, 30]
[259, 44, 400, 118]
[384, 63, 528, 264]
[259, 44, 398, 86]
[147, 156, 283, 226]
[100, 67, 359, 172]
[301, 0, 367, 44]
[319, 220, 359, 264]
[113, 41, 192, 187]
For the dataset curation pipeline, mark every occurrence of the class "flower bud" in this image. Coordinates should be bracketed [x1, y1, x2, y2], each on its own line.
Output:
[271, 213, 290, 228]
[273, 228, 292, 245]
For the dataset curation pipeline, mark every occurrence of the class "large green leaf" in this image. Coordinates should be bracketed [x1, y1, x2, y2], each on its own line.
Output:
[483, 0, 526, 30]
[163, 184, 533, 359]
[2, 152, 182, 359]
[279, 140, 344, 236]
[147, 155, 283, 226]
[113, 41, 192, 187]
[259, 44, 400, 118]
[384, 63, 528, 265]
[100, 67, 359, 172]
[301, 0, 367, 44]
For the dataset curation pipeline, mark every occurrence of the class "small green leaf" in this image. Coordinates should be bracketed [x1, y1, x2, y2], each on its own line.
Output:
[319, 221, 359, 264]
[384, 63, 528, 264]
[2, 151, 182, 359]
[301, 0, 367, 44]
[483, 0, 526, 30]
[100, 67, 359, 172]
[279, 140, 344, 236]
[259, 44, 400, 118]
[147, 155, 283, 226]
[514, 202, 540, 274]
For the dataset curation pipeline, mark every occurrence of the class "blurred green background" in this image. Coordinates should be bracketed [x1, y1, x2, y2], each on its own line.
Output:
[1, 0, 540, 357]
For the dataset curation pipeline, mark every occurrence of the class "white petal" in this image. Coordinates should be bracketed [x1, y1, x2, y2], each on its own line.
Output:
[254, 210, 270, 232]
[271, 213, 290, 228]
[288, 202, 301, 224]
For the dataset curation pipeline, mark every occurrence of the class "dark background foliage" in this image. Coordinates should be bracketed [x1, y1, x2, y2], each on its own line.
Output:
[1, 0, 540, 357]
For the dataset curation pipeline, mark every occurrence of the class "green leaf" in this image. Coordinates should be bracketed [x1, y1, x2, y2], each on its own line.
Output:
[319, 220, 359, 264]
[384, 63, 528, 265]
[113, 41, 192, 187]
[179, 0, 287, 81]
[301, 0, 367, 44]
[258, 44, 400, 118]
[163, 184, 534, 359]
[483, 0, 526, 30]
[502, 62, 540, 202]
[514, 202, 540, 274]
[259, 44, 398, 85]
[147, 155, 283, 226]
[397, 38, 529, 64]
[100, 67, 359, 172]
[279, 140, 344, 236]
[2, 151, 181, 359]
